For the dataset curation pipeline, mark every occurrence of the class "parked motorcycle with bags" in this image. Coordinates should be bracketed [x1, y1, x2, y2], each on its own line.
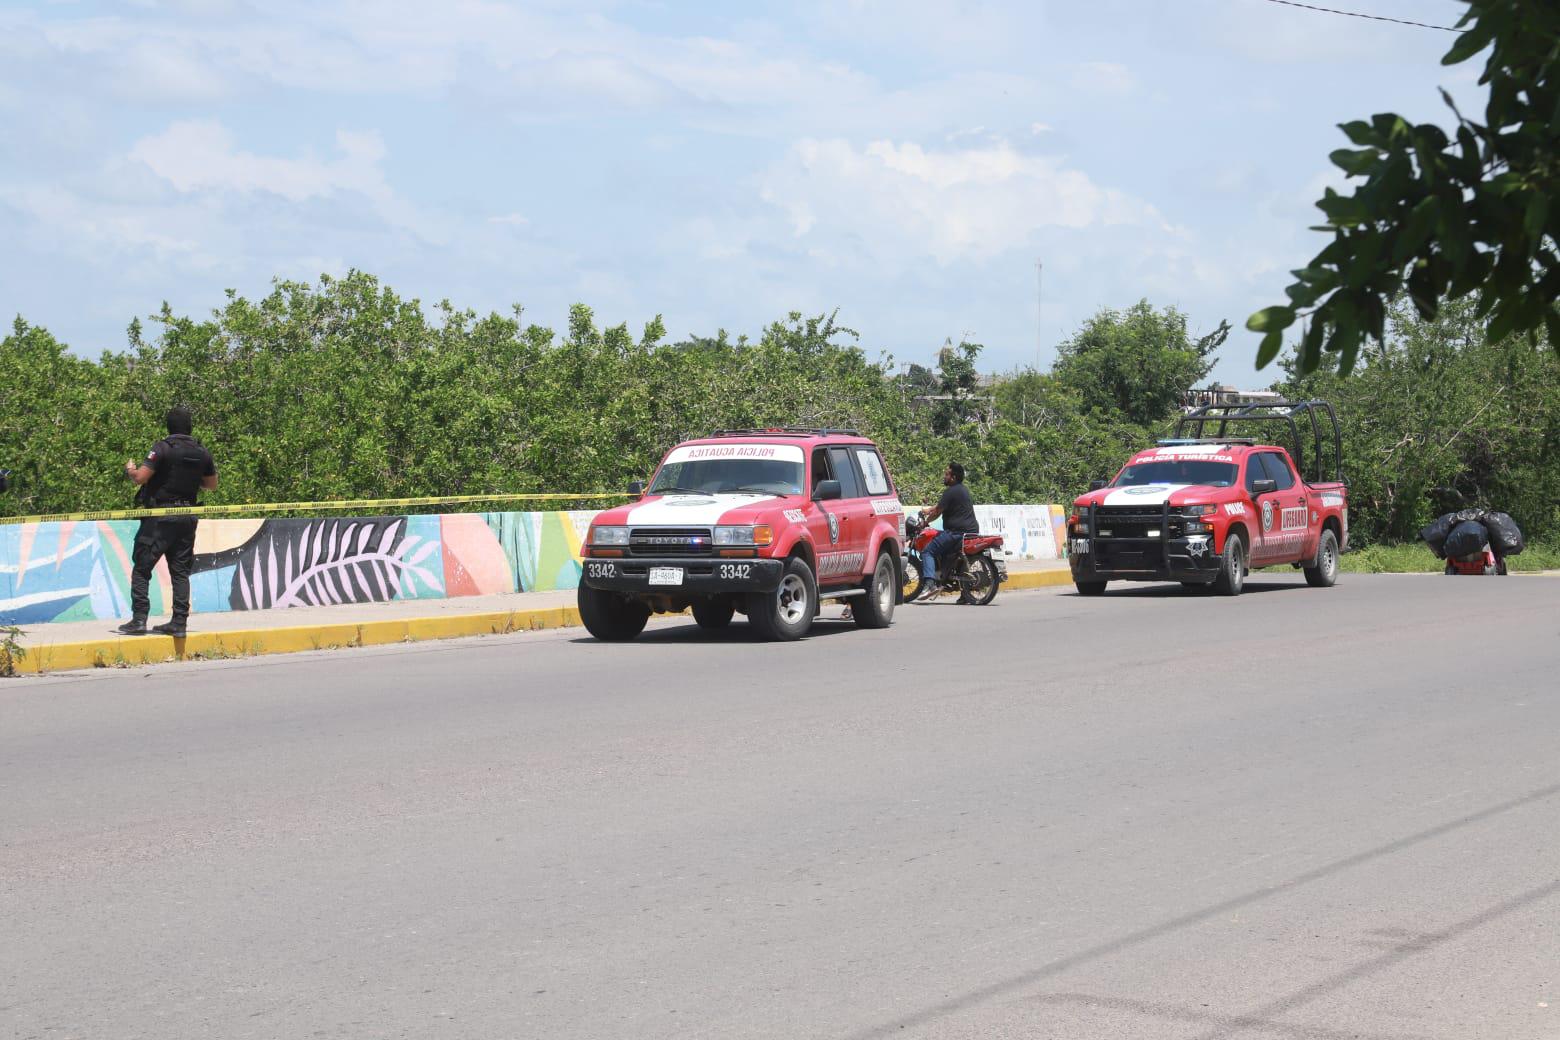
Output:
[902, 514, 1005, 605]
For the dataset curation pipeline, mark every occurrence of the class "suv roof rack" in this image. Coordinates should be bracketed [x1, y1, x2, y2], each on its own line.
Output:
[1174, 400, 1343, 484]
[708, 427, 862, 439]
[1156, 437, 1257, 447]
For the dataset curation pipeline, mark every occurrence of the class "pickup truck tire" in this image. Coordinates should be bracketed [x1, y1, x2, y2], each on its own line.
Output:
[747, 556, 816, 641]
[1213, 532, 1246, 596]
[851, 551, 897, 629]
[692, 598, 736, 630]
[1304, 528, 1340, 587]
[1074, 580, 1107, 596]
[578, 585, 651, 641]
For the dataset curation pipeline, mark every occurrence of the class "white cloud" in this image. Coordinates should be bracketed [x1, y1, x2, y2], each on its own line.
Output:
[760, 137, 1163, 263]
[130, 120, 386, 201]
[1069, 61, 1134, 96]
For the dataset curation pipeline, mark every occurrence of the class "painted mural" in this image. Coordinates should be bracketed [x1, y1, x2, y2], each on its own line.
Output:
[0, 502, 1058, 625]
[0, 509, 589, 626]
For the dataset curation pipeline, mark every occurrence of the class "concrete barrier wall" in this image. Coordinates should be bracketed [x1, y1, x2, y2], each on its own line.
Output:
[1, 503, 1065, 625]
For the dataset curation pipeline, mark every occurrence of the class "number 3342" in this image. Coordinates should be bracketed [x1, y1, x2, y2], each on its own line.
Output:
[718, 563, 752, 579]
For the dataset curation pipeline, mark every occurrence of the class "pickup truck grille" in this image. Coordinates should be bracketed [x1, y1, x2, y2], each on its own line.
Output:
[1093, 506, 1166, 540]
[627, 527, 715, 557]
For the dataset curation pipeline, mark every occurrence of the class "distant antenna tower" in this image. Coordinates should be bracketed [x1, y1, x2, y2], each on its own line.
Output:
[1035, 259, 1044, 372]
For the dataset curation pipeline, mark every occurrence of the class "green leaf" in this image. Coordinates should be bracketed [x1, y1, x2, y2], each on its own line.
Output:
[1256, 329, 1284, 369]
[1339, 120, 1378, 147]
[1442, 23, 1493, 66]
[1391, 196, 1440, 267]
[1329, 147, 1380, 175]
[1299, 316, 1326, 374]
[1246, 306, 1296, 334]
[1523, 193, 1551, 246]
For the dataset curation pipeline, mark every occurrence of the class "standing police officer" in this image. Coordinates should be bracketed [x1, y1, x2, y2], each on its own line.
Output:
[118, 406, 218, 636]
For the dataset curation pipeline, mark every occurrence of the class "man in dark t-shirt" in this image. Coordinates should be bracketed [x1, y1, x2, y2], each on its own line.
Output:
[915, 461, 978, 594]
[118, 406, 218, 636]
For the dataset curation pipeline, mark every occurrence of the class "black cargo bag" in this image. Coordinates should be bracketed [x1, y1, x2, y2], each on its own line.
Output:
[1443, 519, 1490, 559]
[1454, 507, 1490, 524]
[1483, 512, 1525, 557]
[1419, 512, 1458, 557]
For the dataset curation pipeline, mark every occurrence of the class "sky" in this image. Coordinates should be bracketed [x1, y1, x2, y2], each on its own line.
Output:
[0, 0, 1482, 385]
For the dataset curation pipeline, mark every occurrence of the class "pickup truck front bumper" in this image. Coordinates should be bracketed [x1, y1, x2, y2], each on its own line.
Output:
[581, 556, 785, 595]
[1068, 535, 1224, 584]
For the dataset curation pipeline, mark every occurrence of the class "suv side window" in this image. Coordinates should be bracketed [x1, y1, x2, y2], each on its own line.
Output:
[826, 446, 864, 499]
[810, 448, 833, 494]
[1263, 452, 1296, 490]
[854, 448, 891, 496]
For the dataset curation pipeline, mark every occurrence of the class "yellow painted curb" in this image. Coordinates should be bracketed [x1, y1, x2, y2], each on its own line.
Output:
[12, 569, 1073, 675]
[1003, 568, 1074, 591]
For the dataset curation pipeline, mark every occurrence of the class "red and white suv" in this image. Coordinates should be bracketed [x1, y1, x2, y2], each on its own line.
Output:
[578, 429, 905, 641]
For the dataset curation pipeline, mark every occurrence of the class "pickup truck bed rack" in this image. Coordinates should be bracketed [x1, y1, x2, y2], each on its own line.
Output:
[1174, 400, 1343, 484]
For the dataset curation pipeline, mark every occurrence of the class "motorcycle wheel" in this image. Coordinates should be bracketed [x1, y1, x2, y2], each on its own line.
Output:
[966, 554, 999, 605]
[901, 556, 925, 602]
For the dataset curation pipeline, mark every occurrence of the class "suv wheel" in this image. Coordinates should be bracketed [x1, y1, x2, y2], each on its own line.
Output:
[747, 556, 816, 641]
[692, 597, 735, 630]
[577, 584, 651, 641]
[1304, 528, 1339, 587]
[852, 551, 897, 629]
[1213, 532, 1246, 596]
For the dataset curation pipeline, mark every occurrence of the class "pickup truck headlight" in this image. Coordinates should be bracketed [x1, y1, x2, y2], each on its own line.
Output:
[1071, 522, 1089, 536]
[591, 526, 630, 546]
[715, 525, 773, 546]
[1179, 505, 1218, 516]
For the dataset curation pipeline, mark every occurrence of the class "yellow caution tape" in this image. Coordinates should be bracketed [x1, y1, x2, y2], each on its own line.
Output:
[0, 492, 631, 526]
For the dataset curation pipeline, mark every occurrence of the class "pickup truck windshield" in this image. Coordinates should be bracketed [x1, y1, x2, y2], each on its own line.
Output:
[650, 458, 804, 496]
[1115, 460, 1238, 488]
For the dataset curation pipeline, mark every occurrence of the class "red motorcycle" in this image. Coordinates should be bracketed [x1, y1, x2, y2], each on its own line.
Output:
[902, 515, 1006, 605]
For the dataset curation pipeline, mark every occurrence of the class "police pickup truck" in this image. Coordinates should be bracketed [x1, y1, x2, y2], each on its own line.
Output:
[1068, 400, 1348, 596]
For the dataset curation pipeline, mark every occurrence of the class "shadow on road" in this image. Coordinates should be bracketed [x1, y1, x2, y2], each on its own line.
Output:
[843, 780, 1560, 1040]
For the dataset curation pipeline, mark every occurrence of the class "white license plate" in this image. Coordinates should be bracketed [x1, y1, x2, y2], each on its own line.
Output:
[648, 567, 684, 586]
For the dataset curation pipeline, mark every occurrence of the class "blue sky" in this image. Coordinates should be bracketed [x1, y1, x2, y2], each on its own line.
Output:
[0, 0, 1479, 384]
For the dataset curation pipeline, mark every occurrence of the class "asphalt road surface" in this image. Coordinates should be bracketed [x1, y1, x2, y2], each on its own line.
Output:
[3, 573, 1558, 1040]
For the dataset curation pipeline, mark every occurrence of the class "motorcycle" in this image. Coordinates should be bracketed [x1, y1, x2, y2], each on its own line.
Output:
[902, 514, 1006, 605]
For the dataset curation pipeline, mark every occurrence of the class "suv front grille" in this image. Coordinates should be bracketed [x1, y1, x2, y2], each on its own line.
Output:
[627, 527, 715, 557]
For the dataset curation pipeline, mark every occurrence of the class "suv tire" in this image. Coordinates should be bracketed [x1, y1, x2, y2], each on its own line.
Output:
[1304, 528, 1339, 587]
[747, 556, 816, 641]
[1213, 532, 1246, 596]
[852, 551, 897, 629]
[578, 584, 651, 641]
[692, 598, 735, 630]
[1074, 580, 1107, 596]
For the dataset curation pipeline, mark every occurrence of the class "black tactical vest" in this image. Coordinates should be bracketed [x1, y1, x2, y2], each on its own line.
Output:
[146, 434, 211, 507]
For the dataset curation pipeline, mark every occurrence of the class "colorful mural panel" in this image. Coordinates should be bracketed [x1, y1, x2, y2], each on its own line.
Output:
[1, 502, 1065, 625]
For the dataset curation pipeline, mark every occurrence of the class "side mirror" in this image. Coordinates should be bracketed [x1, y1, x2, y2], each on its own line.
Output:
[813, 479, 842, 502]
[627, 480, 646, 496]
[1089, 479, 1107, 491]
[1250, 478, 1277, 496]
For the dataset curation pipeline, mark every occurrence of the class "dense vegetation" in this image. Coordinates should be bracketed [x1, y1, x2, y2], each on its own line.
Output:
[2, 271, 1555, 550]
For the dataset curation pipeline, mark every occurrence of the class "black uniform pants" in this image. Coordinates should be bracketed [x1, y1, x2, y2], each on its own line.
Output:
[130, 517, 198, 623]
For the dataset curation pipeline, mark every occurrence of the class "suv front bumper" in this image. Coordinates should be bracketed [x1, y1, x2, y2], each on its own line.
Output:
[581, 556, 785, 595]
[1069, 535, 1223, 583]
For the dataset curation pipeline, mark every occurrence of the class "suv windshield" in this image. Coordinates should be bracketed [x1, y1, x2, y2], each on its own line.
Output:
[650, 458, 803, 496]
[1114, 460, 1238, 488]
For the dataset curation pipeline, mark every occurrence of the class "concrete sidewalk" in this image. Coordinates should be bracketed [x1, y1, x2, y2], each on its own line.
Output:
[8, 559, 1074, 674]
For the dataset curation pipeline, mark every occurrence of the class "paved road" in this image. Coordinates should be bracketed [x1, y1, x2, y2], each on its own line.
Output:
[3, 574, 1557, 1040]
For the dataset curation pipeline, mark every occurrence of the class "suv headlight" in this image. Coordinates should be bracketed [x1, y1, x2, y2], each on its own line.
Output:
[591, 526, 630, 546]
[715, 525, 773, 546]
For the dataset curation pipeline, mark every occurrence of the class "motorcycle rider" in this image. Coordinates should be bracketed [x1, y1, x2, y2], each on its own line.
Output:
[915, 462, 979, 599]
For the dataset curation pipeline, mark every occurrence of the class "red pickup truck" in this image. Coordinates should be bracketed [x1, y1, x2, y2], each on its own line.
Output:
[1067, 400, 1348, 596]
[578, 428, 905, 641]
